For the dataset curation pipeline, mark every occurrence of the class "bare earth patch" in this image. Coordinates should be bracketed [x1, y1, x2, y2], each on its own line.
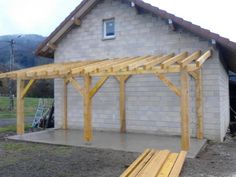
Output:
[0, 131, 236, 177]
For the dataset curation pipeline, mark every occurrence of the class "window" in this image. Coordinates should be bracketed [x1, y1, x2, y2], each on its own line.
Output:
[103, 19, 115, 39]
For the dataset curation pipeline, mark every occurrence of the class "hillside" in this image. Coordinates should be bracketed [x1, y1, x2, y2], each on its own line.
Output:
[0, 34, 54, 97]
[0, 34, 52, 71]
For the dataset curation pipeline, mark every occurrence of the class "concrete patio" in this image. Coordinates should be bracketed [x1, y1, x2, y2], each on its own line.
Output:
[8, 129, 207, 158]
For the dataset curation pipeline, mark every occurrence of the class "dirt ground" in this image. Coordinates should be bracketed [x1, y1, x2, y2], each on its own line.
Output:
[0, 131, 236, 177]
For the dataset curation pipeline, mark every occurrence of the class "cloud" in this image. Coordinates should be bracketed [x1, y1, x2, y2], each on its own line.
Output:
[0, 0, 81, 36]
[0, 0, 235, 43]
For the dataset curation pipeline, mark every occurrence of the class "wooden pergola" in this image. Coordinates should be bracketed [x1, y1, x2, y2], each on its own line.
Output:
[0, 50, 212, 151]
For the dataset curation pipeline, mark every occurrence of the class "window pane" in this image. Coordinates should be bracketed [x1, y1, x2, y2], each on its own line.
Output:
[106, 20, 115, 36]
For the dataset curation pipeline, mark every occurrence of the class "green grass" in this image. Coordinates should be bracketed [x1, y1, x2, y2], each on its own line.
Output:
[0, 97, 52, 119]
[0, 124, 32, 133]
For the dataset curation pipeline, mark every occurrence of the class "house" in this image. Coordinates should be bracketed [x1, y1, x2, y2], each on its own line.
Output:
[34, 0, 236, 143]
[2, 0, 236, 151]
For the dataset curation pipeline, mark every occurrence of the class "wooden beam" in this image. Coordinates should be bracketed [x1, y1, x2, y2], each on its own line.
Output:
[21, 79, 35, 98]
[68, 77, 84, 96]
[161, 52, 188, 69]
[115, 75, 130, 133]
[180, 70, 190, 151]
[72, 17, 81, 26]
[156, 74, 180, 97]
[111, 56, 150, 72]
[83, 75, 92, 141]
[179, 51, 201, 67]
[89, 76, 109, 98]
[195, 69, 203, 139]
[63, 78, 69, 129]
[90, 63, 198, 77]
[196, 50, 212, 67]
[47, 42, 57, 50]
[143, 53, 175, 69]
[189, 71, 197, 80]
[127, 55, 161, 70]
[71, 60, 107, 74]
[168, 151, 187, 177]
[16, 78, 25, 135]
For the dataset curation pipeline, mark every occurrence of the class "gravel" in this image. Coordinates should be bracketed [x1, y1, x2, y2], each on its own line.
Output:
[0, 130, 236, 177]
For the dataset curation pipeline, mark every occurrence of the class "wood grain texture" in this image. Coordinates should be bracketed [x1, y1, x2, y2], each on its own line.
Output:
[16, 78, 25, 135]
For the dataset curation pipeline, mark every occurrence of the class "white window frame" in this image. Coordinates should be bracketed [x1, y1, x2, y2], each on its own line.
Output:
[103, 18, 115, 39]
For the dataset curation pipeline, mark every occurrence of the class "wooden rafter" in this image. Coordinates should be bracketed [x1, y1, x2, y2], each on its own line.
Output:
[161, 52, 188, 69]
[143, 53, 174, 69]
[196, 50, 212, 67]
[179, 51, 201, 67]
[111, 56, 151, 72]
[126, 55, 162, 70]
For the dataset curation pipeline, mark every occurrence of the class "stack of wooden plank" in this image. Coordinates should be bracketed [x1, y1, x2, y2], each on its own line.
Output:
[120, 149, 187, 177]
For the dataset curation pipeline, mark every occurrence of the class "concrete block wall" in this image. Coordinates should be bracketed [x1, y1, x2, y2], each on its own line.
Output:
[54, 0, 229, 141]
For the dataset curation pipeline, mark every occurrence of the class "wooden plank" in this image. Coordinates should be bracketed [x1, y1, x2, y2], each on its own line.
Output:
[156, 74, 180, 96]
[63, 79, 68, 129]
[127, 150, 156, 177]
[179, 51, 201, 67]
[157, 153, 178, 177]
[16, 78, 25, 135]
[195, 69, 203, 139]
[136, 150, 170, 177]
[169, 151, 187, 177]
[161, 52, 188, 69]
[180, 70, 190, 151]
[143, 53, 175, 69]
[21, 79, 35, 98]
[196, 50, 212, 67]
[83, 75, 93, 141]
[120, 149, 152, 177]
[89, 76, 109, 98]
[68, 77, 84, 97]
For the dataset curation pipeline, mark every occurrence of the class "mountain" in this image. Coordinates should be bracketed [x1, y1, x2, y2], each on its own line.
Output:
[0, 34, 53, 71]
[0, 35, 54, 97]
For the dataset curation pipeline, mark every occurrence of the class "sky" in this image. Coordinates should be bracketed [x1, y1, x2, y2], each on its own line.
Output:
[0, 0, 236, 42]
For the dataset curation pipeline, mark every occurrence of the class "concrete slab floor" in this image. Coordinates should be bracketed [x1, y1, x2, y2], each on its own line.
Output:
[8, 129, 207, 158]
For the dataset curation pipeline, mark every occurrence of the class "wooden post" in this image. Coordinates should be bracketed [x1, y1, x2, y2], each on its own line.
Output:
[120, 77, 126, 133]
[63, 79, 68, 129]
[16, 78, 25, 135]
[180, 70, 190, 151]
[195, 69, 203, 139]
[115, 76, 130, 133]
[83, 75, 92, 141]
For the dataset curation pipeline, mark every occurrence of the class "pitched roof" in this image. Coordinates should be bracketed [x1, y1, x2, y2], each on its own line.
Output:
[35, 0, 236, 71]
